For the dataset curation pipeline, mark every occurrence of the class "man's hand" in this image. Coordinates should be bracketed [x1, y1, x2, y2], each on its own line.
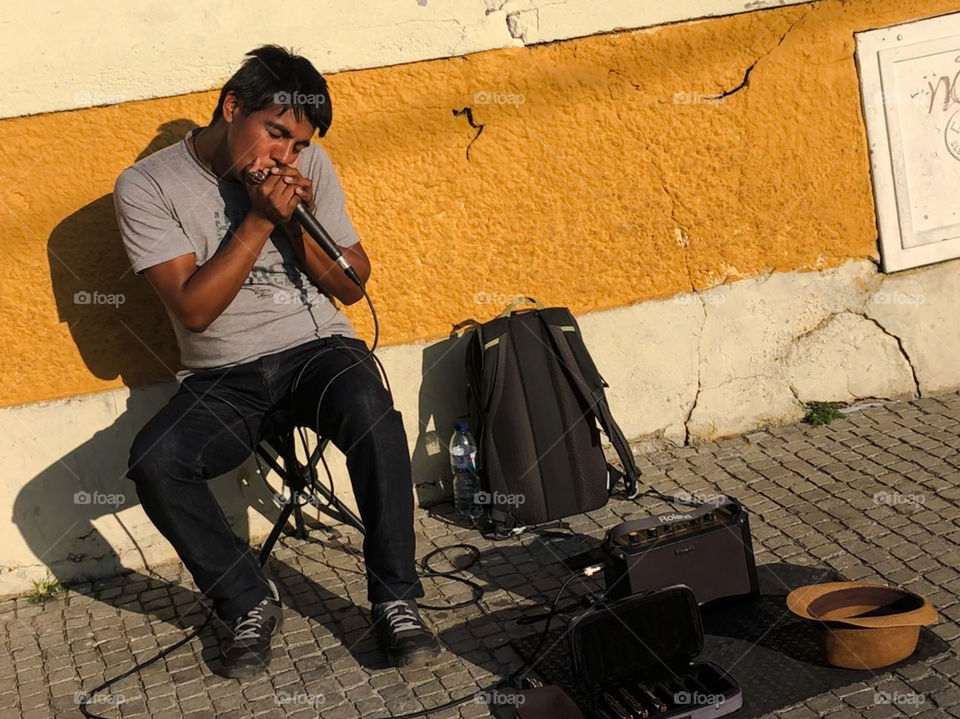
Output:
[247, 162, 370, 304]
[245, 165, 313, 226]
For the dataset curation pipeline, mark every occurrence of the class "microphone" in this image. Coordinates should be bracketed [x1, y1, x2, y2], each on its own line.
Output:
[247, 167, 361, 286]
[292, 204, 362, 287]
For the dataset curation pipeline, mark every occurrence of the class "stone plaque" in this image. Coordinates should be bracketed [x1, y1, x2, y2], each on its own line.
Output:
[857, 12, 960, 271]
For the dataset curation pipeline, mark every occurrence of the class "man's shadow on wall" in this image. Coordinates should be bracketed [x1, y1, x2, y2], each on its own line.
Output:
[12, 119, 277, 592]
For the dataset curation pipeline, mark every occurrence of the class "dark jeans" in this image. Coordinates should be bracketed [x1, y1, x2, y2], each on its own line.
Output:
[127, 335, 424, 621]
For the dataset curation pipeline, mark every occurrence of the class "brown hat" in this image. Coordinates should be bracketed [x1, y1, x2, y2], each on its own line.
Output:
[787, 582, 937, 669]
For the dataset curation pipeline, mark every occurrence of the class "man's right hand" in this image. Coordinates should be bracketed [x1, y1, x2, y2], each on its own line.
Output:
[246, 166, 311, 225]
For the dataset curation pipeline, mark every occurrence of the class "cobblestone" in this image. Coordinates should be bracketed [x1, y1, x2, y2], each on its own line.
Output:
[4, 393, 960, 716]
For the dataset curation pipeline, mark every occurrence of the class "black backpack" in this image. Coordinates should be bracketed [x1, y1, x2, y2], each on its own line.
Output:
[462, 299, 640, 530]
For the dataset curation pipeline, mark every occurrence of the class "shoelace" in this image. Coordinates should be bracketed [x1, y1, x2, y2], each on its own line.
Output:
[233, 602, 266, 641]
[381, 603, 424, 635]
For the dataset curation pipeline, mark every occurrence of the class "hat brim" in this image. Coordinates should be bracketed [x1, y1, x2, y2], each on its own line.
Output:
[787, 582, 937, 628]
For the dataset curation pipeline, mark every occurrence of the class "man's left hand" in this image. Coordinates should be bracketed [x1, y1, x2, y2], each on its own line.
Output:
[270, 166, 315, 238]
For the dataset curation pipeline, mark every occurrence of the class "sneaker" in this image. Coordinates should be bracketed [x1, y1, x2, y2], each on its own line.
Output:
[371, 599, 442, 668]
[220, 579, 283, 678]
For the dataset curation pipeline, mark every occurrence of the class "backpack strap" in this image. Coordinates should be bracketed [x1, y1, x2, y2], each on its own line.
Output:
[540, 313, 640, 498]
[455, 319, 484, 436]
[450, 318, 481, 336]
[497, 297, 545, 317]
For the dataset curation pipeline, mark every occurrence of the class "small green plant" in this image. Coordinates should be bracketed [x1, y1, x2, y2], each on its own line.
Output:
[27, 572, 64, 604]
[803, 401, 844, 426]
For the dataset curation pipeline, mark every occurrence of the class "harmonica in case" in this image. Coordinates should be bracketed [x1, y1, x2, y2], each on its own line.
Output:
[567, 585, 743, 719]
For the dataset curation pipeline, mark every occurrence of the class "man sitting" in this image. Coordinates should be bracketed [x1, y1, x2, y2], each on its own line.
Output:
[113, 44, 441, 677]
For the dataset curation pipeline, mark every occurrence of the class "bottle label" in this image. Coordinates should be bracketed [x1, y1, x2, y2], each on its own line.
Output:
[452, 451, 477, 472]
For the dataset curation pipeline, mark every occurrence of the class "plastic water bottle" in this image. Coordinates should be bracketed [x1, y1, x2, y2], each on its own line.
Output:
[449, 421, 481, 518]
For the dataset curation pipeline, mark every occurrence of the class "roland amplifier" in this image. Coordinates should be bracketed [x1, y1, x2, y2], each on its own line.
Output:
[602, 497, 758, 604]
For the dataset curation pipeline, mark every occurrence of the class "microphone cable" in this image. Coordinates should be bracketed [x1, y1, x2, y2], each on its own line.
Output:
[363, 569, 591, 719]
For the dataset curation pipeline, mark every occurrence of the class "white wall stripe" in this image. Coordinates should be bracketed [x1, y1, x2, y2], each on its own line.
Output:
[2, 0, 805, 119]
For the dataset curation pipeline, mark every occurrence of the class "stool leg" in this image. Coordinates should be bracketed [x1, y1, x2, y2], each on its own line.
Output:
[277, 431, 309, 541]
[256, 429, 366, 559]
[258, 429, 307, 562]
[258, 499, 296, 566]
[293, 500, 307, 540]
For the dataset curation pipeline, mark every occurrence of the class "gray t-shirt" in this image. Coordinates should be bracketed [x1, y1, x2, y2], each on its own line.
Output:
[114, 129, 358, 375]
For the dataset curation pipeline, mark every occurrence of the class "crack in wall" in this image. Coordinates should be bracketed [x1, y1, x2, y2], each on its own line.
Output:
[862, 315, 922, 398]
[782, 309, 922, 400]
[645, 148, 698, 291]
[681, 299, 923, 443]
[682, 293, 708, 445]
[786, 382, 801, 405]
[708, 62, 756, 101]
[646, 146, 707, 437]
[706, 8, 811, 100]
[707, 372, 782, 391]
[451, 107, 484, 160]
[791, 310, 842, 346]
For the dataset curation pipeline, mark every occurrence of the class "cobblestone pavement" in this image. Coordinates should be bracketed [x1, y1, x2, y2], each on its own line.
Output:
[2, 392, 960, 718]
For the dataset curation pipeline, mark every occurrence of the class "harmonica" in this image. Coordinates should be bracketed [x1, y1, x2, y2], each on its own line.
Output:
[645, 683, 670, 713]
[601, 691, 633, 719]
[618, 687, 650, 718]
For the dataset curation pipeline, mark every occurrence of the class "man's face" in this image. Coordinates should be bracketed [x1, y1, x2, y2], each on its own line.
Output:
[222, 94, 316, 183]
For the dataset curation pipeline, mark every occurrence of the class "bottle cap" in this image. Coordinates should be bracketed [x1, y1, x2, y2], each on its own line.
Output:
[454, 420, 468, 432]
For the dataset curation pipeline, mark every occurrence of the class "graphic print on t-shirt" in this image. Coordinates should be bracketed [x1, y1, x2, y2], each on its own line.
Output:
[215, 206, 317, 305]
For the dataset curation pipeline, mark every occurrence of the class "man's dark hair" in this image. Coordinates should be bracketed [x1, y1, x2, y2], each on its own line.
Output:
[212, 45, 332, 136]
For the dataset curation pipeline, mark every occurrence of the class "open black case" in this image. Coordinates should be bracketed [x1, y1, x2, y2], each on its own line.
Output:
[567, 585, 743, 719]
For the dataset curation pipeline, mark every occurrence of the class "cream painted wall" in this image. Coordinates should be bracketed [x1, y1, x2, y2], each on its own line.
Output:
[2, 0, 806, 118]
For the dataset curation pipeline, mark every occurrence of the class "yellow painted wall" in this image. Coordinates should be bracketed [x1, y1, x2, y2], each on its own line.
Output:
[0, 0, 948, 407]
